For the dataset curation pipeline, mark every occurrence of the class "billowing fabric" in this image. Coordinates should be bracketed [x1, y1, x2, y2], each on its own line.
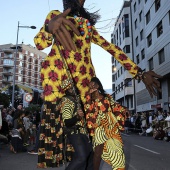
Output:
[37, 102, 73, 168]
[34, 10, 140, 104]
[84, 94, 125, 170]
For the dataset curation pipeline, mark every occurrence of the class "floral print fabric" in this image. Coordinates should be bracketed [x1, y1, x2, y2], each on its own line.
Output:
[84, 94, 126, 169]
[34, 10, 140, 103]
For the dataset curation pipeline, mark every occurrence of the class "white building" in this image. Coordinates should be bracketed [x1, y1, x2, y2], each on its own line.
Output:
[112, 0, 170, 113]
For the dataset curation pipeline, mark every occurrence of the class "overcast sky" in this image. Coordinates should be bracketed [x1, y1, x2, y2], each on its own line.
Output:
[0, 0, 124, 89]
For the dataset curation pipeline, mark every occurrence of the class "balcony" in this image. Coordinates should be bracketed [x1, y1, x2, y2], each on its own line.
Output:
[3, 64, 14, 68]
[2, 49, 14, 53]
[3, 54, 14, 59]
[3, 72, 13, 76]
[2, 79, 13, 84]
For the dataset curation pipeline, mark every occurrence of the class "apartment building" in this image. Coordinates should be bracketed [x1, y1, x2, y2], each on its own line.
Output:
[111, 1, 136, 113]
[0, 43, 46, 92]
[112, 0, 170, 112]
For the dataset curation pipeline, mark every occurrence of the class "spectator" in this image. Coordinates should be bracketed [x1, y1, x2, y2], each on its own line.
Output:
[10, 124, 27, 153]
[153, 126, 165, 140]
[28, 92, 44, 154]
[165, 112, 170, 127]
[1, 108, 7, 120]
[124, 117, 130, 134]
[23, 111, 31, 146]
[13, 104, 23, 122]
[139, 112, 147, 136]
[148, 112, 153, 126]
[5, 109, 13, 129]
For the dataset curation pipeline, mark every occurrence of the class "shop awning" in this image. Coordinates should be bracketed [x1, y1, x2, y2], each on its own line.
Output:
[0, 85, 9, 91]
[17, 84, 33, 93]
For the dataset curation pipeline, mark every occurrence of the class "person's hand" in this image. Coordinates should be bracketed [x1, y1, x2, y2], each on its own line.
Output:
[48, 8, 80, 51]
[142, 71, 162, 98]
[89, 82, 98, 94]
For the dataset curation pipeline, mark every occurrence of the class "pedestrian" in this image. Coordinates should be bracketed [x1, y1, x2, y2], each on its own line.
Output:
[84, 77, 126, 170]
[59, 78, 93, 170]
[34, 0, 162, 167]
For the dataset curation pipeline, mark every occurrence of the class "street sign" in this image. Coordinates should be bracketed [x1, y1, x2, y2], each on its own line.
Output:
[25, 93, 33, 102]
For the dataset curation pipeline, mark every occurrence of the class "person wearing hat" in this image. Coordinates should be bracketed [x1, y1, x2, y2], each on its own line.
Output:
[60, 78, 93, 170]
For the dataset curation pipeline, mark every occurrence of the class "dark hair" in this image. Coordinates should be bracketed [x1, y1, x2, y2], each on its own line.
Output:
[91, 77, 107, 97]
[16, 124, 23, 130]
[63, 0, 100, 25]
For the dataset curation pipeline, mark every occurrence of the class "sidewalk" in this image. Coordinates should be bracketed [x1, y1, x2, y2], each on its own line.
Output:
[0, 144, 65, 170]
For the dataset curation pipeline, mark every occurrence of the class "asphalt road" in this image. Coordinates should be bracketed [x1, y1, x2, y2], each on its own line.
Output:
[0, 133, 170, 170]
[123, 133, 170, 170]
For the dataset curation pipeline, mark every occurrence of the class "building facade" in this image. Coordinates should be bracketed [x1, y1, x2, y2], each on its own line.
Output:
[112, 1, 136, 113]
[112, 0, 170, 113]
[0, 43, 46, 91]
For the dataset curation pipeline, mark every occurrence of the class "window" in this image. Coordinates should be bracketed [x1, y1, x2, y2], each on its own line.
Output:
[138, 0, 141, 4]
[130, 95, 133, 108]
[157, 21, 163, 37]
[121, 82, 123, 90]
[3, 59, 14, 65]
[19, 54, 23, 60]
[140, 29, 143, 40]
[158, 48, 165, 64]
[145, 0, 147, 3]
[125, 78, 132, 87]
[112, 74, 115, 82]
[136, 55, 140, 64]
[146, 11, 150, 24]
[147, 33, 152, 47]
[135, 36, 139, 47]
[18, 76, 22, 82]
[123, 45, 130, 53]
[155, 0, 161, 12]
[135, 19, 137, 29]
[139, 11, 142, 22]
[149, 58, 154, 70]
[123, 14, 129, 38]
[5, 53, 13, 58]
[141, 49, 145, 60]
[134, 2, 136, 13]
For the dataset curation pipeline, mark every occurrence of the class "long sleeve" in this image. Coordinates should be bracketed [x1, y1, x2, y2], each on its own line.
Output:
[34, 10, 61, 50]
[91, 26, 140, 78]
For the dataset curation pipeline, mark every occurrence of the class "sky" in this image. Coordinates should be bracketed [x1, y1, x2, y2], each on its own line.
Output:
[0, 0, 124, 89]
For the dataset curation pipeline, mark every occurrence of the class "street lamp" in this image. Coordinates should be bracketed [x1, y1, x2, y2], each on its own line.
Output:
[11, 21, 36, 108]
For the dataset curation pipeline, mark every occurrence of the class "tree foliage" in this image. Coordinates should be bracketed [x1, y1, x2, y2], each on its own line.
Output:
[0, 93, 10, 108]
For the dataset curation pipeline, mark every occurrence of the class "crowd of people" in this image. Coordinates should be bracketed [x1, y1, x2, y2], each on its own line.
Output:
[124, 110, 170, 142]
[0, 103, 42, 154]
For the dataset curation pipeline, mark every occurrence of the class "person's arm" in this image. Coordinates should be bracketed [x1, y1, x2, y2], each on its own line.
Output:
[61, 99, 80, 127]
[34, 10, 60, 50]
[34, 8, 80, 51]
[91, 26, 162, 97]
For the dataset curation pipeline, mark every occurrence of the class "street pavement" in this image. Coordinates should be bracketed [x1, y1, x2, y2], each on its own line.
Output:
[0, 144, 65, 170]
[0, 133, 170, 170]
[123, 132, 170, 170]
